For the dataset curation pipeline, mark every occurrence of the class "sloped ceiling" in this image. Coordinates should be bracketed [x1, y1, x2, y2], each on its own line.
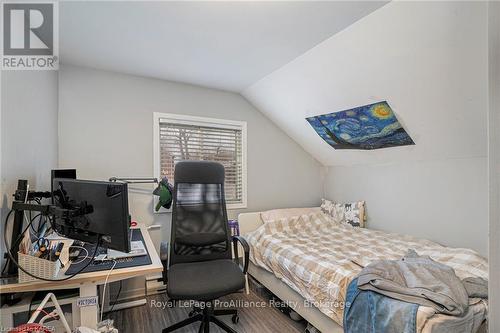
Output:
[60, 1, 387, 92]
[243, 1, 488, 166]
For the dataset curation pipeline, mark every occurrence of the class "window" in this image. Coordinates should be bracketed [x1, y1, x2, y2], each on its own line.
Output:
[153, 113, 247, 210]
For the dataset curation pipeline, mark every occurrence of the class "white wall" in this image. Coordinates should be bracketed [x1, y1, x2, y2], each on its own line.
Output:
[488, 0, 500, 329]
[326, 157, 487, 256]
[244, 1, 489, 256]
[0, 71, 59, 268]
[58, 65, 323, 230]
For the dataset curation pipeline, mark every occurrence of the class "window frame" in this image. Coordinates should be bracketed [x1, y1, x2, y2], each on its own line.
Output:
[153, 112, 248, 212]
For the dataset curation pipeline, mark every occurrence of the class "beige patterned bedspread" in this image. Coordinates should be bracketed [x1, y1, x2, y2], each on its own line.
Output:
[245, 212, 488, 328]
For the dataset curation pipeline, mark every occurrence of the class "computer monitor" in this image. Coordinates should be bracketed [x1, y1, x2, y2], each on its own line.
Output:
[52, 179, 131, 253]
[51, 169, 77, 181]
[51, 169, 77, 203]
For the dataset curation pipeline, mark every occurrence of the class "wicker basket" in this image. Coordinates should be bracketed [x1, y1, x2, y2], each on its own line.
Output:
[18, 252, 61, 283]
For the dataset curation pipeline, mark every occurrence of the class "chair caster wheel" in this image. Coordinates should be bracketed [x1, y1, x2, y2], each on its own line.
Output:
[231, 314, 239, 324]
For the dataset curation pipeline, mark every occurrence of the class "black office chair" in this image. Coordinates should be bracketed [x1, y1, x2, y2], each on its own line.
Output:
[163, 161, 249, 333]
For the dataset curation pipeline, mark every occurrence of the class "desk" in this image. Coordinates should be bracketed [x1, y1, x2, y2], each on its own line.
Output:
[0, 224, 163, 329]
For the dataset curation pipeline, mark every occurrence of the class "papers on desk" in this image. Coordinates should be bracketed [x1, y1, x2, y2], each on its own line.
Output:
[106, 241, 147, 260]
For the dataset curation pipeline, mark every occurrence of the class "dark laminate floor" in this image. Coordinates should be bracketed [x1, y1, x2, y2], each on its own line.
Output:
[107, 290, 306, 333]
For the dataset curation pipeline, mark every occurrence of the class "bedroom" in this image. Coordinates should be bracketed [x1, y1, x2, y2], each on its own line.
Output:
[0, 1, 498, 333]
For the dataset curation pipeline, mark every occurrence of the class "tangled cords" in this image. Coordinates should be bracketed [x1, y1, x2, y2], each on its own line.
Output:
[8, 323, 53, 333]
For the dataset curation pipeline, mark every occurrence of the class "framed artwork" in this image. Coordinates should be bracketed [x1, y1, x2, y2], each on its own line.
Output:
[306, 101, 414, 150]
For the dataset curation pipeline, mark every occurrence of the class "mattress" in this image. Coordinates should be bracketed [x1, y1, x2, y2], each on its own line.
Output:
[245, 211, 488, 332]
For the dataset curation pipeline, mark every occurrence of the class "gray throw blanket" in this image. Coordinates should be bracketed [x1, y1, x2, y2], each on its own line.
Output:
[357, 249, 469, 316]
[462, 277, 488, 299]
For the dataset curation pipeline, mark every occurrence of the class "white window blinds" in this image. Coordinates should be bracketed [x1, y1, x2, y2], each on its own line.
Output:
[158, 117, 245, 206]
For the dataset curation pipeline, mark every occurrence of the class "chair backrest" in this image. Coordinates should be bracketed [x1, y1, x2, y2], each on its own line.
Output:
[169, 161, 232, 266]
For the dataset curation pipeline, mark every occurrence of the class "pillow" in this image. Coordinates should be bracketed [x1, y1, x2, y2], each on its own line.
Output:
[343, 201, 366, 227]
[321, 198, 366, 227]
[260, 207, 321, 223]
[320, 198, 334, 215]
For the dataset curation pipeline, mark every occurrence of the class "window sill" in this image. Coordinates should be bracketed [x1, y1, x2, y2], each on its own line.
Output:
[153, 203, 247, 213]
[227, 203, 247, 210]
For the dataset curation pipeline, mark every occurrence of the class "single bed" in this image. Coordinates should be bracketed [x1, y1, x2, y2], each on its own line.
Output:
[238, 209, 488, 333]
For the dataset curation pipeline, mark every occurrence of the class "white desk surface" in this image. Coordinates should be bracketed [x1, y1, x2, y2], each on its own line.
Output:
[0, 224, 163, 294]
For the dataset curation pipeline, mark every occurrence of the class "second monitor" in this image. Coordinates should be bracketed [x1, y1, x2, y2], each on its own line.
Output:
[52, 178, 131, 253]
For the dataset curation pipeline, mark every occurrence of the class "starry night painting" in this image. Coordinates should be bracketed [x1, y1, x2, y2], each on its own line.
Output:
[306, 101, 414, 150]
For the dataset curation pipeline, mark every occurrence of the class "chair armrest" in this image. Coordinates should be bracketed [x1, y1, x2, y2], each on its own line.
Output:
[232, 235, 250, 274]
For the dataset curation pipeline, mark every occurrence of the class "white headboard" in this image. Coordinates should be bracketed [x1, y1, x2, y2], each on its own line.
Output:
[238, 212, 264, 235]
